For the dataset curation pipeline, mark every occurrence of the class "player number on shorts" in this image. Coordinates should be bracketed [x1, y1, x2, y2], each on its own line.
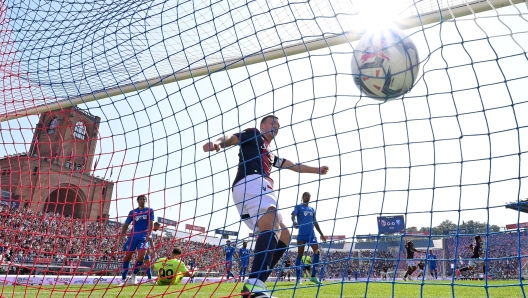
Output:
[159, 268, 174, 279]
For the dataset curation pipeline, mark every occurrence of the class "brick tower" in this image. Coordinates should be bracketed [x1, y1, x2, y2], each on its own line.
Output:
[0, 107, 113, 219]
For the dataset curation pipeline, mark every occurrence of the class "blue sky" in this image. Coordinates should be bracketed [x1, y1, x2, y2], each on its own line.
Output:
[0, 1, 527, 241]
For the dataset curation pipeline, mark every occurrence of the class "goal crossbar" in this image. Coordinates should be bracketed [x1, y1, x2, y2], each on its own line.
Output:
[1, 0, 522, 122]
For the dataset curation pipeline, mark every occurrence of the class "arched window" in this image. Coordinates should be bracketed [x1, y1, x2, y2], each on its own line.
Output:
[73, 121, 86, 139]
[47, 116, 58, 134]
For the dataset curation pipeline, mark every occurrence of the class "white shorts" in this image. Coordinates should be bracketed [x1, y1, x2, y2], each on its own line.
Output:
[406, 260, 415, 267]
[233, 175, 283, 233]
[468, 258, 484, 267]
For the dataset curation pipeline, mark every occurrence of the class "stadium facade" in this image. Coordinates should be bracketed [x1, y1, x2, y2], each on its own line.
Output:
[0, 107, 113, 219]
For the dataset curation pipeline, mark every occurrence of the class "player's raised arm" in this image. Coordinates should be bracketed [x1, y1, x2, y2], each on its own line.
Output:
[202, 134, 239, 152]
[280, 159, 329, 175]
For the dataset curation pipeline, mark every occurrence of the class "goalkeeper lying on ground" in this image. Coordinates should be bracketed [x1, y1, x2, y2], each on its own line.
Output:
[153, 247, 193, 285]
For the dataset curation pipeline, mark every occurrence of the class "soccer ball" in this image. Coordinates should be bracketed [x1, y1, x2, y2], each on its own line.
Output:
[352, 26, 419, 100]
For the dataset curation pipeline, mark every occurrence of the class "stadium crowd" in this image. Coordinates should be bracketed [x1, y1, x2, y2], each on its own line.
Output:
[0, 205, 526, 280]
[445, 233, 528, 280]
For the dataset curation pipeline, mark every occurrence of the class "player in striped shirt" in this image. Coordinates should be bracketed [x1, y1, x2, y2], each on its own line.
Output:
[203, 115, 329, 298]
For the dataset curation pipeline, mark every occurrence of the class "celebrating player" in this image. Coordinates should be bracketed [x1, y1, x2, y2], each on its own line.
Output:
[403, 241, 424, 281]
[427, 250, 438, 280]
[203, 115, 329, 298]
[238, 241, 250, 282]
[142, 221, 161, 284]
[291, 192, 326, 285]
[224, 240, 236, 281]
[153, 247, 193, 285]
[459, 236, 486, 275]
[119, 195, 154, 285]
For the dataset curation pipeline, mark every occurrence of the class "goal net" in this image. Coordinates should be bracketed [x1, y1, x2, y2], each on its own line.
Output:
[0, 0, 526, 297]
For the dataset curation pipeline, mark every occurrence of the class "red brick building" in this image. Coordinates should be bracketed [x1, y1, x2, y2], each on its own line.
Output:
[0, 107, 113, 219]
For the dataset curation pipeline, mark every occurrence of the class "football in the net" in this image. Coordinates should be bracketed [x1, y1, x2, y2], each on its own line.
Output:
[352, 27, 419, 100]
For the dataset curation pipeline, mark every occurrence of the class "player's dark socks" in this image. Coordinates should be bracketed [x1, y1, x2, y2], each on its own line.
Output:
[122, 262, 130, 280]
[248, 230, 277, 283]
[295, 257, 302, 280]
[459, 267, 469, 272]
[132, 261, 143, 275]
[311, 253, 320, 277]
[270, 240, 288, 268]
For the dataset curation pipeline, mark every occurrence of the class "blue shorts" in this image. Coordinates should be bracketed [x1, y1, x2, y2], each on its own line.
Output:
[226, 260, 232, 269]
[123, 237, 149, 252]
[429, 265, 437, 270]
[240, 261, 249, 268]
[297, 234, 318, 245]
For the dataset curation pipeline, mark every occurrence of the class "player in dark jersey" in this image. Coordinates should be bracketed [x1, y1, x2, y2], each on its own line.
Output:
[459, 235, 485, 275]
[416, 260, 425, 279]
[284, 258, 292, 281]
[403, 241, 424, 281]
[381, 265, 389, 281]
[119, 195, 154, 285]
[203, 115, 329, 298]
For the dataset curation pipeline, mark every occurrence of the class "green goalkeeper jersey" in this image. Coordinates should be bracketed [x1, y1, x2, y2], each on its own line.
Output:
[302, 255, 312, 265]
[153, 257, 188, 284]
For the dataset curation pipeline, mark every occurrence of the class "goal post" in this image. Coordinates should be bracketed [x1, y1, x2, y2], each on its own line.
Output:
[1, 0, 523, 122]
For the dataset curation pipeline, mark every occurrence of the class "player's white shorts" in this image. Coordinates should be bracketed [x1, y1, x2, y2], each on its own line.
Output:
[468, 258, 484, 267]
[406, 260, 416, 267]
[233, 174, 283, 233]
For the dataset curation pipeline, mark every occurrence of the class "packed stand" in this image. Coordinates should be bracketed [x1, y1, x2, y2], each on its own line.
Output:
[445, 232, 528, 280]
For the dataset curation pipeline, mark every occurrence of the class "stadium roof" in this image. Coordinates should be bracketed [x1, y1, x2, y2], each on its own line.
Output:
[505, 199, 528, 214]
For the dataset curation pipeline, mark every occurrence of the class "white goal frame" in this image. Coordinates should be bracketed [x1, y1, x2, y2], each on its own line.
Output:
[1, 0, 524, 122]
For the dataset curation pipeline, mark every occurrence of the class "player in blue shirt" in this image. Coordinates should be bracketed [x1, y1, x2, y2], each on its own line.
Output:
[225, 240, 236, 280]
[291, 192, 326, 285]
[189, 259, 196, 283]
[119, 195, 154, 285]
[238, 241, 250, 282]
[427, 250, 438, 280]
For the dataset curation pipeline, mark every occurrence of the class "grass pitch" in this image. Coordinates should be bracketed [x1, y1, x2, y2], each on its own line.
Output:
[0, 280, 526, 297]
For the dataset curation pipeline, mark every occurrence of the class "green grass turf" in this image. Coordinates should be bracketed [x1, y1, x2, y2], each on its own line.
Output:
[0, 280, 526, 298]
